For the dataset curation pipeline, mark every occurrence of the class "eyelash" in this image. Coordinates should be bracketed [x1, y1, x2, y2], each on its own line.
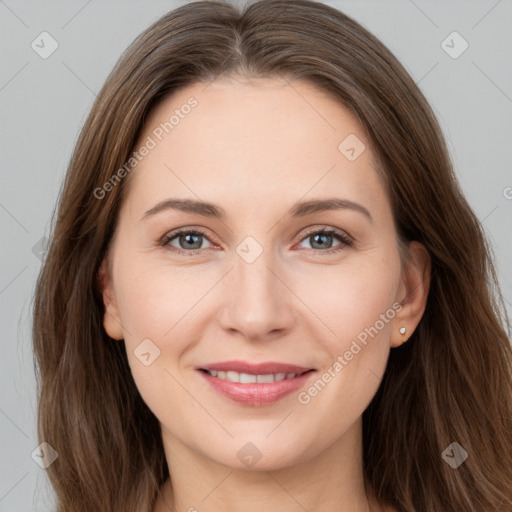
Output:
[159, 227, 353, 257]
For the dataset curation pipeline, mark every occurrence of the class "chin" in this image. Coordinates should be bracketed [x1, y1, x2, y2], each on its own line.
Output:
[200, 437, 314, 472]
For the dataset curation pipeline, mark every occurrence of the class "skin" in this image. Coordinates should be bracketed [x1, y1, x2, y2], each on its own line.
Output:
[98, 76, 430, 512]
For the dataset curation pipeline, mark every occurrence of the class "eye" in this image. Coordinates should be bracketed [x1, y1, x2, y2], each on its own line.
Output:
[296, 228, 353, 254]
[160, 229, 213, 256]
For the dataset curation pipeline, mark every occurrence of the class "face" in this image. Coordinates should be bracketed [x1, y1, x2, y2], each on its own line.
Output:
[99, 76, 426, 471]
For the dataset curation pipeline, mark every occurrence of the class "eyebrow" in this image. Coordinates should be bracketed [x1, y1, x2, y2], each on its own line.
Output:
[141, 197, 373, 223]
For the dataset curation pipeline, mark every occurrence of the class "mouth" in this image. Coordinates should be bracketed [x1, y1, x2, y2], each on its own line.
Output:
[196, 360, 316, 406]
[199, 368, 313, 383]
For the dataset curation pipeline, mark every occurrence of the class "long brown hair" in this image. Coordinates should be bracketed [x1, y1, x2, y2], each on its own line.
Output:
[32, 1, 512, 510]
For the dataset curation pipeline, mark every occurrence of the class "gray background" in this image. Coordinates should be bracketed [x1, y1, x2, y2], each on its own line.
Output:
[1, 0, 511, 510]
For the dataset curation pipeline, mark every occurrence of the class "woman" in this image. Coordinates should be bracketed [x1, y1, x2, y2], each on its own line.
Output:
[32, 0, 512, 511]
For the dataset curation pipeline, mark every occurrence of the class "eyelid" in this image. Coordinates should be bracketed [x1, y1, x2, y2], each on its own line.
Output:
[160, 225, 219, 242]
[299, 225, 353, 244]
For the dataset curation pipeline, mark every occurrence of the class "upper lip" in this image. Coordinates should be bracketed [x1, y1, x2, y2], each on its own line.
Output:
[197, 360, 315, 375]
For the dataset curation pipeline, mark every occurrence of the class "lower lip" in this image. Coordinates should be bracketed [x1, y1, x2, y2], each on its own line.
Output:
[198, 370, 316, 406]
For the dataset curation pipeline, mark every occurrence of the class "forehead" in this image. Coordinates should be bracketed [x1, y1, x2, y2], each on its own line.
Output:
[122, 76, 387, 220]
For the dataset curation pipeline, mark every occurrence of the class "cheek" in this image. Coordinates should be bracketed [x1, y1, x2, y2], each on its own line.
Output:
[296, 255, 401, 349]
[114, 265, 197, 422]
[293, 264, 399, 433]
[110, 256, 189, 382]
[114, 254, 193, 344]
[296, 254, 401, 418]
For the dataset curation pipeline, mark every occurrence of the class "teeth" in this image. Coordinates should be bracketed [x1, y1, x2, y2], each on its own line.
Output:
[226, 371, 239, 382]
[241, 373, 258, 384]
[205, 370, 299, 383]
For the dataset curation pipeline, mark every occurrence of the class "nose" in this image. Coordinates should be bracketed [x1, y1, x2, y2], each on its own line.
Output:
[218, 245, 296, 343]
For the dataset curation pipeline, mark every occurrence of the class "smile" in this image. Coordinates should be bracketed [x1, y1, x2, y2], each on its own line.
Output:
[196, 361, 316, 406]
[203, 370, 303, 383]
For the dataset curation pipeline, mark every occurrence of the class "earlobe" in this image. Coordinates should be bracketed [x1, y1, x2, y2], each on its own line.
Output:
[391, 241, 431, 347]
[96, 258, 124, 340]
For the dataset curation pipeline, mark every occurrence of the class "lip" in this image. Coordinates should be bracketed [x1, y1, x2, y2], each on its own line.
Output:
[196, 360, 316, 406]
[197, 360, 314, 375]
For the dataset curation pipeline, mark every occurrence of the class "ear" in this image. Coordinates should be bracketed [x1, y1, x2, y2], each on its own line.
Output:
[96, 257, 124, 340]
[391, 241, 431, 348]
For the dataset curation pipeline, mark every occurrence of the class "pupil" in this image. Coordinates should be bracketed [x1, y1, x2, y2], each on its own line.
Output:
[312, 233, 332, 249]
[183, 234, 201, 249]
